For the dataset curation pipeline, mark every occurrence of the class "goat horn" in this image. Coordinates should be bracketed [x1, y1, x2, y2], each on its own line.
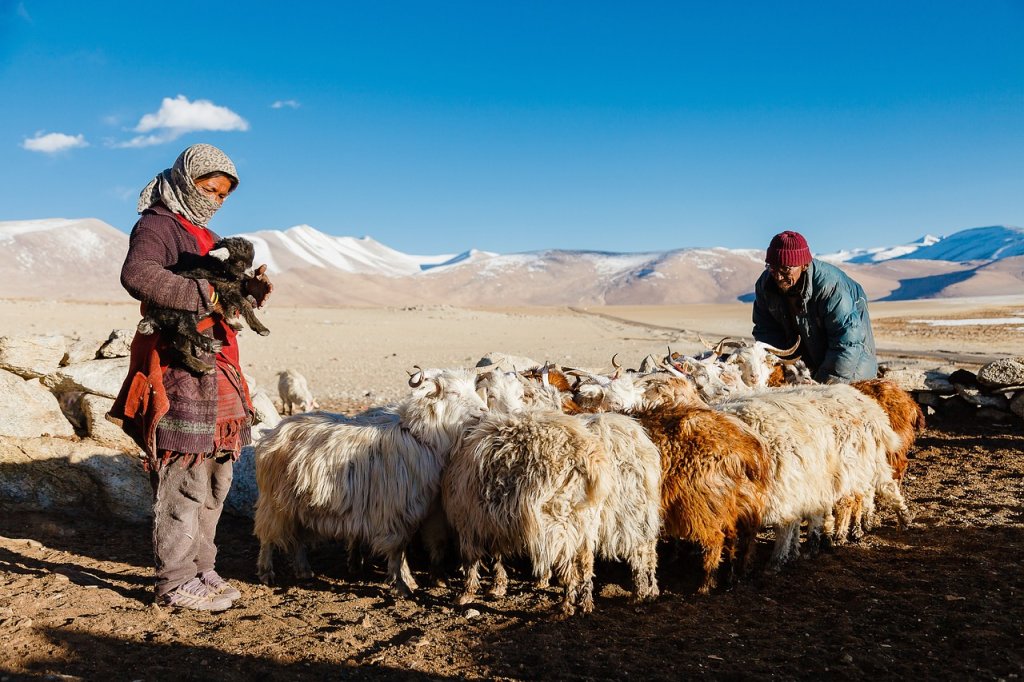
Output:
[712, 337, 734, 355]
[408, 365, 425, 388]
[765, 339, 802, 357]
[611, 353, 622, 379]
[541, 363, 551, 388]
[427, 378, 443, 399]
[780, 355, 803, 366]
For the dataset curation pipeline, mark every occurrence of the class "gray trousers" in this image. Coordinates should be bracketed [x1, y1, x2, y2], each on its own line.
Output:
[149, 454, 234, 597]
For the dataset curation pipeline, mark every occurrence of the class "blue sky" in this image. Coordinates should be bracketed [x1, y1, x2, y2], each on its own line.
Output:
[2, 1, 1022, 256]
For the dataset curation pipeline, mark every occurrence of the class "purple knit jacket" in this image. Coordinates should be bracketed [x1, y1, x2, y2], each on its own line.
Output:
[119, 204, 250, 454]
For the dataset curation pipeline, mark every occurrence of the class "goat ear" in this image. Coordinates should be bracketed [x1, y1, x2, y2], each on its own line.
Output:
[208, 247, 230, 261]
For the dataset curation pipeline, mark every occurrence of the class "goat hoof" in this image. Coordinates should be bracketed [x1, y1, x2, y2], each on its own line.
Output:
[390, 583, 415, 599]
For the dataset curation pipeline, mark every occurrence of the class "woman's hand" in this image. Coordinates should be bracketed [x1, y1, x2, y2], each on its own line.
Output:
[245, 264, 274, 308]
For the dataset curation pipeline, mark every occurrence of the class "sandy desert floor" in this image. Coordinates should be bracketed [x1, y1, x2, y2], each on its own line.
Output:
[1, 298, 1023, 680]
[2, 296, 1022, 406]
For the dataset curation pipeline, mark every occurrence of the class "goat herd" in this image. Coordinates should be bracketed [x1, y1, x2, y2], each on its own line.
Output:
[254, 340, 924, 617]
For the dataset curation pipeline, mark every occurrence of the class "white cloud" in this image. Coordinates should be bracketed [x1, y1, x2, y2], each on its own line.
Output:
[271, 99, 301, 109]
[22, 131, 88, 154]
[117, 95, 249, 148]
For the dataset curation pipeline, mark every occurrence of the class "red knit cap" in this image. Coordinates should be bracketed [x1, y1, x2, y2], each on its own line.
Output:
[765, 230, 812, 267]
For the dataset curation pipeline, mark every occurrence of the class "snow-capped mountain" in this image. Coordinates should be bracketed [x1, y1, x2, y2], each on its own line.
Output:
[1, 218, 1022, 305]
[820, 226, 1024, 264]
[243, 225, 495, 276]
[821, 234, 943, 263]
[890, 226, 1024, 262]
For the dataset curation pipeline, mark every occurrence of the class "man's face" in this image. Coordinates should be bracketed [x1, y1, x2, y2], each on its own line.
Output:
[767, 263, 807, 293]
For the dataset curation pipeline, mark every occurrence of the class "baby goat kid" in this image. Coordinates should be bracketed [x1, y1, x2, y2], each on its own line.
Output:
[138, 236, 270, 374]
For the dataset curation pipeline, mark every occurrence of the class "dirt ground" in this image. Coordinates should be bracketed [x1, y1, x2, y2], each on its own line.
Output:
[1, 299, 1023, 680]
[1, 409, 1022, 681]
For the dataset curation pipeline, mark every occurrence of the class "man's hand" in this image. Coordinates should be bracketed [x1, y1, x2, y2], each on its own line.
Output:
[245, 264, 274, 308]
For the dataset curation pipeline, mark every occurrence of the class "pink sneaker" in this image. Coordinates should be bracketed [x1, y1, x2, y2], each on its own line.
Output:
[200, 570, 241, 601]
[160, 577, 233, 611]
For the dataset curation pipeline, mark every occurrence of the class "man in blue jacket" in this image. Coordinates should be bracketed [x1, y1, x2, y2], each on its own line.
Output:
[752, 230, 877, 384]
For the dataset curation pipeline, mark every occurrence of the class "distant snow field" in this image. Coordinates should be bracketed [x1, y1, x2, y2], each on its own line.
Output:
[910, 317, 1024, 327]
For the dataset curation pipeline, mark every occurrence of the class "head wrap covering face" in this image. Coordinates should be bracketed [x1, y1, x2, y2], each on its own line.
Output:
[137, 143, 239, 227]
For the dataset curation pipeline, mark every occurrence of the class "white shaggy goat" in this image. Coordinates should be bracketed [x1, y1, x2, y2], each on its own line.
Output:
[443, 405, 613, 617]
[577, 411, 662, 600]
[713, 384, 913, 571]
[277, 369, 319, 415]
[474, 369, 663, 603]
[254, 367, 487, 595]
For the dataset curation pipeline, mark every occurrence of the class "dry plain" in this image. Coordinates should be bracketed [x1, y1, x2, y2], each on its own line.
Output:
[0, 297, 1022, 680]
[2, 296, 1022, 405]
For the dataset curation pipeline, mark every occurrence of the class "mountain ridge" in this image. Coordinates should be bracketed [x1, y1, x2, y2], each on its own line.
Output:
[2, 218, 1022, 305]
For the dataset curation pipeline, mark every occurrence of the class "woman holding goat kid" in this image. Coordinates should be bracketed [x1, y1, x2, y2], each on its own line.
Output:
[108, 143, 273, 611]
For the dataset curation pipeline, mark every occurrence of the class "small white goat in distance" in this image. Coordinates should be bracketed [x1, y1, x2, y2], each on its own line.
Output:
[254, 366, 487, 595]
[277, 369, 319, 415]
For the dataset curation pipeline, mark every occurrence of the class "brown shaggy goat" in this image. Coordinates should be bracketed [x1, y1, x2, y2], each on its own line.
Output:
[628, 401, 770, 593]
[851, 378, 925, 484]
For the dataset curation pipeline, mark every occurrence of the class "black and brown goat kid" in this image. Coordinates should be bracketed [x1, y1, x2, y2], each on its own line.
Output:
[138, 237, 270, 374]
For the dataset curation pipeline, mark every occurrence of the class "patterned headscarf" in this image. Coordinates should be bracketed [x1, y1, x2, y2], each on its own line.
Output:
[137, 143, 239, 227]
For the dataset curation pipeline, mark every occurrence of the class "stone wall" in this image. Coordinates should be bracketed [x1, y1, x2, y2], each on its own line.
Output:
[0, 331, 280, 523]
[880, 357, 1024, 425]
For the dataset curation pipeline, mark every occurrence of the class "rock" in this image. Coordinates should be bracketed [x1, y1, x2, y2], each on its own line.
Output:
[223, 445, 257, 518]
[0, 436, 150, 522]
[977, 357, 1024, 388]
[947, 368, 979, 387]
[62, 336, 101, 366]
[67, 441, 151, 522]
[0, 370, 75, 438]
[976, 407, 1015, 423]
[41, 358, 129, 399]
[81, 394, 141, 451]
[953, 384, 1009, 410]
[936, 395, 976, 421]
[57, 391, 87, 432]
[250, 389, 282, 437]
[464, 608, 481, 619]
[1010, 393, 1024, 419]
[96, 329, 134, 359]
[915, 392, 944, 408]
[0, 334, 66, 379]
[475, 352, 541, 373]
[879, 366, 956, 393]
